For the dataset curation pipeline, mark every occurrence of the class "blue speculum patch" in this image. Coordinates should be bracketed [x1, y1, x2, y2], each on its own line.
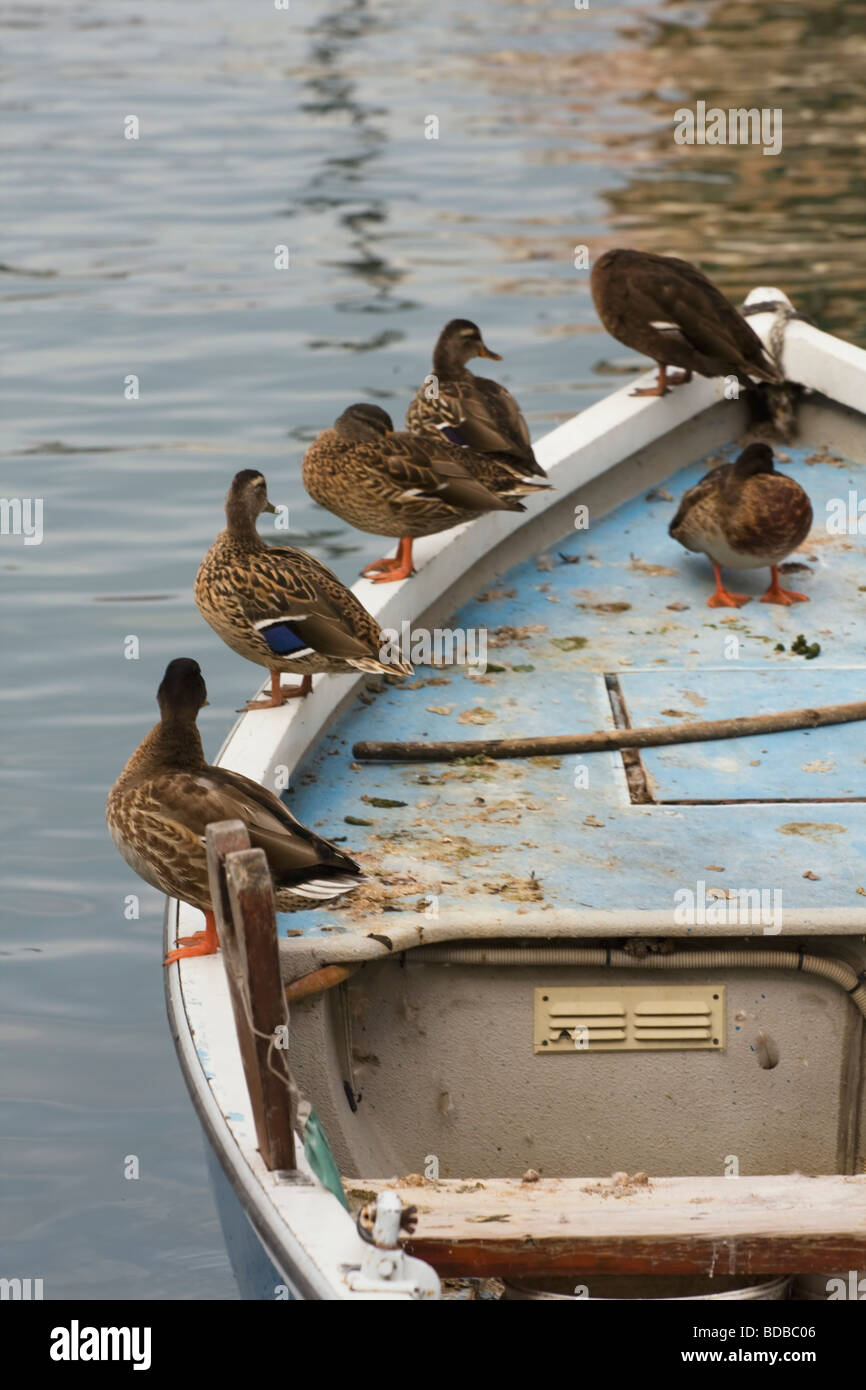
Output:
[278, 441, 866, 934]
[439, 425, 466, 446]
[260, 621, 308, 656]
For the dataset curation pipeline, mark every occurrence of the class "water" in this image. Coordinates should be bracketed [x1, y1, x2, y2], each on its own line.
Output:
[1, 0, 863, 1300]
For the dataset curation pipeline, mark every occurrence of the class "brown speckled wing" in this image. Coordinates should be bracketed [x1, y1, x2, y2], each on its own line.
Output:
[139, 766, 359, 889]
[382, 433, 512, 512]
[228, 545, 385, 661]
[405, 388, 463, 437]
[471, 376, 534, 451]
[730, 474, 814, 557]
[443, 376, 537, 462]
[669, 464, 729, 538]
[407, 372, 539, 468]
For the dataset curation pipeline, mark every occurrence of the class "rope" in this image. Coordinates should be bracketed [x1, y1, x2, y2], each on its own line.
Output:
[740, 297, 812, 379]
[226, 961, 303, 1121]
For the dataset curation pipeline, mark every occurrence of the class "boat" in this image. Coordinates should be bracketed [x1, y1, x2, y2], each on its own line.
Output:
[165, 288, 866, 1300]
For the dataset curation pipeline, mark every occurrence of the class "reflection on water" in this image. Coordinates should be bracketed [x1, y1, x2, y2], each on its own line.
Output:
[483, 0, 866, 337]
[1, 0, 860, 1300]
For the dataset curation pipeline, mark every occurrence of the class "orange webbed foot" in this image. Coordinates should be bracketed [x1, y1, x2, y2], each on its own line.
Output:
[164, 935, 219, 965]
[630, 364, 677, 397]
[239, 672, 312, 711]
[760, 588, 809, 606]
[369, 562, 416, 583]
[361, 556, 403, 576]
[760, 567, 809, 605]
[707, 563, 751, 608]
[240, 688, 309, 710]
[707, 590, 751, 608]
[361, 538, 415, 583]
[164, 912, 218, 967]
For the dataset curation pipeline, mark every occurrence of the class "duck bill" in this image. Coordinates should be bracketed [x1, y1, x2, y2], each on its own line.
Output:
[264, 500, 278, 513]
[478, 342, 502, 361]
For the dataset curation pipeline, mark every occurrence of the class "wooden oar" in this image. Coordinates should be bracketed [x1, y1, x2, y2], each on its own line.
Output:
[353, 699, 866, 763]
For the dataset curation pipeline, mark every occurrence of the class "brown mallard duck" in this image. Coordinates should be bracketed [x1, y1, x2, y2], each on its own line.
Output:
[302, 404, 542, 583]
[195, 470, 412, 707]
[591, 250, 784, 397]
[106, 659, 364, 964]
[405, 319, 547, 481]
[669, 444, 813, 607]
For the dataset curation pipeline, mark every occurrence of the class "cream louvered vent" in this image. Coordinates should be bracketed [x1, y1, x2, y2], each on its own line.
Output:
[533, 985, 725, 1053]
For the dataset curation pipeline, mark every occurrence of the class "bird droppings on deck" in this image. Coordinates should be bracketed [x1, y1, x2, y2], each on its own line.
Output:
[458, 707, 497, 724]
[585, 600, 632, 614]
[489, 623, 547, 646]
[629, 557, 679, 577]
[581, 1172, 653, 1199]
[805, 448, 846, 468]
[476, 587, 517, 602]
[776, 822, 847, 839]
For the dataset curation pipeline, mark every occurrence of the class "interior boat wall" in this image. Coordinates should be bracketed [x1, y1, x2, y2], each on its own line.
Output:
[287, 940, 866, 1182]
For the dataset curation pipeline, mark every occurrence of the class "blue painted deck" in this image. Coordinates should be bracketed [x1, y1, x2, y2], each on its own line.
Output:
[281, 441, 866, 930]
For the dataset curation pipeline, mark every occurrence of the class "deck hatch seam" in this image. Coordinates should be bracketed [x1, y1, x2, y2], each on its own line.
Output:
[604, 672, 654, 805]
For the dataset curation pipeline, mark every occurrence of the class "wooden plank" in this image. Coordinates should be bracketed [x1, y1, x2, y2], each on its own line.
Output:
[205, 821, 296, 1172]
[344, 1175, 866, 1278]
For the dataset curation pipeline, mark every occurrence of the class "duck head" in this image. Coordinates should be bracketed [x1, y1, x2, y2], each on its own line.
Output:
[157, 658, 209, 720]
[732, 443, 775, 478]
[433, 319, 502, 373]
[225, 469, 278, 532]
[333, 403, 394, 443]
[722, 444, 776, 504]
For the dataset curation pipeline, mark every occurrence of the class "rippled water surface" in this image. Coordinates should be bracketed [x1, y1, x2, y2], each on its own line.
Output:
[2, 0, 864, 1298]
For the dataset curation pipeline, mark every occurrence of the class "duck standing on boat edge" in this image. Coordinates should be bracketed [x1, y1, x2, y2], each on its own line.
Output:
[669, 444, 813, 607]
[106, 659, 365, 964]
[405, 319, 548, 478]
[591, 249, 784, 397]
[195, 469, 412, 707]
[302, 403, 546, 584]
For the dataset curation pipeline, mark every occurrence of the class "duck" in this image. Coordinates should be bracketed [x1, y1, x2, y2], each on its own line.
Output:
[302, 403, 544, 583]
[590, 249, 784, 397]
[405, 319, 547, 482]
[668, 444, 813, 607]
[106, 658, 365, 964]
[195, 469, 413, 708]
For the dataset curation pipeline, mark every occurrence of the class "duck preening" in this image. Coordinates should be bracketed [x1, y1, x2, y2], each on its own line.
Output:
[303, 403, 546, 584]
[106, 659, 365, 964]
[195, 469, 412, 707]
[405, 319, 548, 481]
[590, 250, 784, 397]
[669, 444, 813, 607]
